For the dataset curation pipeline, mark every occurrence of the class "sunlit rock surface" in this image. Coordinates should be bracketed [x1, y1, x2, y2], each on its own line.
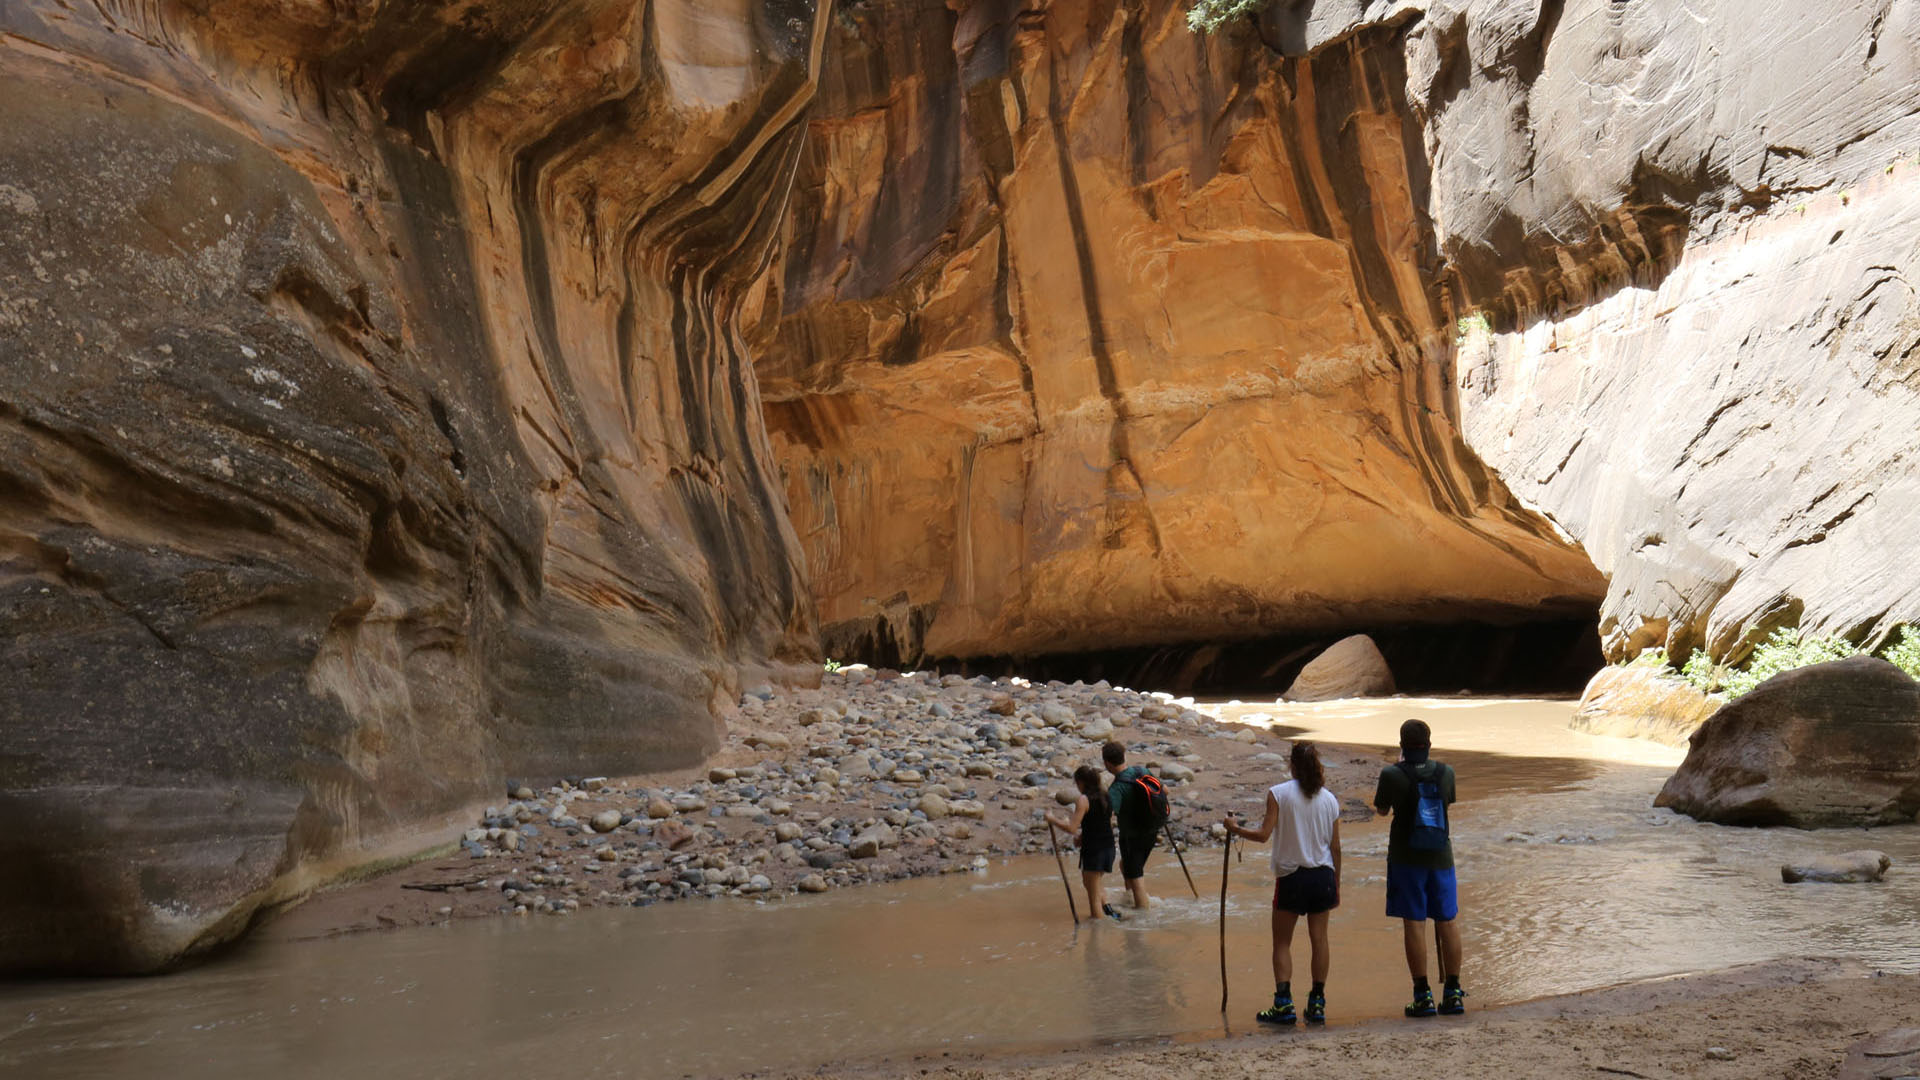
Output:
[755, 0, 1605, 665]
[1570, 665, 1720, 747]
[0, 0, 822, 973]
[1414, 0, 1920, 663]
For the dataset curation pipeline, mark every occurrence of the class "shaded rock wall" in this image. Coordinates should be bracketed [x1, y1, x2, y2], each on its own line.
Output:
[755, 0, 1604, 665]
[0, 0, 822, 973]
[1389, 0, 1920, 663]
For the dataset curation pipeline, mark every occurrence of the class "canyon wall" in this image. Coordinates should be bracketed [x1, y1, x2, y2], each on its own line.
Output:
[763, 0, 1920, 669]
[0, 0, 821, 973]
[754, 0, 1605, 666]
[1415, 0, 1920, 663]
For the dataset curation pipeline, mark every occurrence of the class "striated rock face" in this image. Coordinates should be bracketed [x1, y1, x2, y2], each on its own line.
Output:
[0, 1, 822, 973]
[1569, 665, 1720, 747]
[1283, 634, 1396, 701]
[1656, 658, 1920, 828]
[753, 0, 1605, 665]
[1413, 0, 1920, 663]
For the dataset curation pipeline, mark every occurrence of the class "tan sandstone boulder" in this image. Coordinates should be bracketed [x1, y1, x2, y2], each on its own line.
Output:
[1781, 851, 1892, 884]
[1283, 636, 1396, 703]
[1570, 665, 1721, 746]
[1655, 658, 1920, 828]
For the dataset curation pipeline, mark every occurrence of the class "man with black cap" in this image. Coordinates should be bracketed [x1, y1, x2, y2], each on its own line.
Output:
[1373, 718, 1465, 1017]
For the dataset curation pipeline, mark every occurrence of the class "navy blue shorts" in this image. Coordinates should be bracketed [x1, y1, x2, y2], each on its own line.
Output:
[1385, 863, 1458, 922]
[1273, 865, 1339, 915]
[1080, 844, 1115, 873]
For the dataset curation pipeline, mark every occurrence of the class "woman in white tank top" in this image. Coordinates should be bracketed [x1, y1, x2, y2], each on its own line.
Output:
[1223, 741, 1342, 1026]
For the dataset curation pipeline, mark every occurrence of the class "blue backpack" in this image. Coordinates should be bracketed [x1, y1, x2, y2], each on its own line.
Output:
[1397, 762, 1449, 850]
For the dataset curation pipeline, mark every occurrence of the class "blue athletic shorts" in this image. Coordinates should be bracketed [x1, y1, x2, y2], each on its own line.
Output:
[1385, 863, 1458, 922]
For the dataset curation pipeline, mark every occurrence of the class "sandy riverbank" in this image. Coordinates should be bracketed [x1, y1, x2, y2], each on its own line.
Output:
[793, 960, 1920, 1080]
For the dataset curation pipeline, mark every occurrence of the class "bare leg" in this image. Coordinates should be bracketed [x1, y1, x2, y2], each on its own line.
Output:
[1128, 877, 1150, 909]
[1402, 919, 1429, 980]
[1082, 870, 1104, 919]
[1307, 910, 1331, 984]
[1435, 917, 1463, 979]
[1271, 907, 1299, 987]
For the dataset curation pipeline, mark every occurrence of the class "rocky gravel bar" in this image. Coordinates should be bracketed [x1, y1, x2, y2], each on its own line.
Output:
[277, 667, 1384, 934]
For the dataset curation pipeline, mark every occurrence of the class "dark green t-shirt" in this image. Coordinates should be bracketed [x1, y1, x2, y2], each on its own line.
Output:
[1107, 765, 1157, 841]
[1374, 759, 1456, 869]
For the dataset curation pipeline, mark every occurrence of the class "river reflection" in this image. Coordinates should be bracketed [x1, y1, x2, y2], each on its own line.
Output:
[3, 698, 1917, 1079]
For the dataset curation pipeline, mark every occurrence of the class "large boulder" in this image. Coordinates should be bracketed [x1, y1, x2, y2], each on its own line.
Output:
[1569, 665, 1721, 747]
[1655, 658, 1920, 828]
[1283, 635, 1397, 702]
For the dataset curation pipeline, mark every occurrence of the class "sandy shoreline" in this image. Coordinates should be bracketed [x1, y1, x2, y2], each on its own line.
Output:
[788, 959, 1920, 1080]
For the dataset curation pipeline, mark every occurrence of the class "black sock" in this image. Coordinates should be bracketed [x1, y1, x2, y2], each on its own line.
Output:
[1276, 981, 1291, 1000]
[1444, 975, 1461, 992]
[1413, 976, 1430, 995]
[1311, 981, 1325, 997]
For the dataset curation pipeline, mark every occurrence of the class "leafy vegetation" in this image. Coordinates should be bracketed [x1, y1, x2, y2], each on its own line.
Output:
[1455, 312, 1492, 342]
[1184, 0, 1269, 34]
[1625, 625, 1920, 700]
[823, 658, 844, 674]
[1885, 626, 1920, 680]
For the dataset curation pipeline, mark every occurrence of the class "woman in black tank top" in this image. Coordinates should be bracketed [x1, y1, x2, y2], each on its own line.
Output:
[1046, 765, 1122, 921]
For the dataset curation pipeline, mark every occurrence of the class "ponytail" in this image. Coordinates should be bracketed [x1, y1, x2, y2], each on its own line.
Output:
[1290, 740, 1325, 797]
[1074, 765, 1110, 818]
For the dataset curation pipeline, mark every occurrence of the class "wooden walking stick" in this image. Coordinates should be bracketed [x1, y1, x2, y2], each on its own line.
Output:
[1048, 823, 1079, 924]
[1219, 831, 1232, 1013]
[1163, 821, 1200, 898]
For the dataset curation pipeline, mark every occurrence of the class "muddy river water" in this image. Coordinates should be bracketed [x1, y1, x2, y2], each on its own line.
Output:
[5, 698, 1918, 1078]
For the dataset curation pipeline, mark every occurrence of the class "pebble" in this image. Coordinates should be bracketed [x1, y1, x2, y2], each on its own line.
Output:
[589, 810, 621, 833]
[798, 874, 830, 893]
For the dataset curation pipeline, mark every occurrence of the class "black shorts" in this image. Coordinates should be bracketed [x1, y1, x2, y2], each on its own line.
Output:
[1080, 844, 1115, 873]
[1273, 865, 1339, 915]
[1119, 833, 1155, 880]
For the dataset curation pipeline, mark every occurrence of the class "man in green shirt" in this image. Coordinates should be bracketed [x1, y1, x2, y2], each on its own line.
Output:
[1373, 718, 1465, 1017]
[1103, 741, 1155, 910]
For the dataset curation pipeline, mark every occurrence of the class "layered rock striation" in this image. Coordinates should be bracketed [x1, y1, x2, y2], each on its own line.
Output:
[0, 0, 823, 973]
[755, 0, 1605, 666]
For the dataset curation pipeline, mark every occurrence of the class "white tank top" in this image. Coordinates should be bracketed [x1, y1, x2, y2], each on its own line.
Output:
[1268, 779, 1340, 875]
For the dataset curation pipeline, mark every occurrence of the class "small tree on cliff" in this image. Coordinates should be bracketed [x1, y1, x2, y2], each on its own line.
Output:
[1185, 0, 1269, 34]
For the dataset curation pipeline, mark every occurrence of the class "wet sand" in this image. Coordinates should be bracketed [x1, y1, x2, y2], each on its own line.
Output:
[797, 960, 1920, 1080]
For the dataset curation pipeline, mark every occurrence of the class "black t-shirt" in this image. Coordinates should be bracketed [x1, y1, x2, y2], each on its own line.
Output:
[1374, 759, 1456, 869]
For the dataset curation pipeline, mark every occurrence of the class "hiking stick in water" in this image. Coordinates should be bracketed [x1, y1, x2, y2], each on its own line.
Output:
[1219, 833, 1231, 1013]
[1163, 821, 1199, 898]
[1048, 824, 1079, 924]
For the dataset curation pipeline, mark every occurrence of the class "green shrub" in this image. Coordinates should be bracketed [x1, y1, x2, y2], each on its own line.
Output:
[1185, 0, 1269, 34]
[1883, 626, 1920, 679]
[1455, 312, 1492, 342]
[823, 658, 843, 674]
[1623, 647, 1669, 669]
[1715, 627, 1862, 698]
[1679, 648, 1723, 695]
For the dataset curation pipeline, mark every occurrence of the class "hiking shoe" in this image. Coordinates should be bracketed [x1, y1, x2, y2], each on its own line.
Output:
[1405, 989, 1437, 1018]
[1439, 986, 1467, 1015]
[1303, 991, 1326, 1025]
[1102, 903, 1123, 922]
[1257, 996, 1297, 1026]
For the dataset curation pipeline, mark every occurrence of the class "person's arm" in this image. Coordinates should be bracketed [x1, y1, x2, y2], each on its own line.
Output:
[1374, 768, 1393, 816]
[1108, 776, 1127, 821]
[1330, 817, 1343, 888]
[1046, 793, 1090, 833]
[1225, 791, 1280, 843]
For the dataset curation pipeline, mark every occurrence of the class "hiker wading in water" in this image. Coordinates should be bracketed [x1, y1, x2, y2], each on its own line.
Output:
[1224, 741, 1341, 1026]
[1044, 766, 1124, 922]
[1104, 741, 1165, 910]
[1375, 718, 1467, 1017]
